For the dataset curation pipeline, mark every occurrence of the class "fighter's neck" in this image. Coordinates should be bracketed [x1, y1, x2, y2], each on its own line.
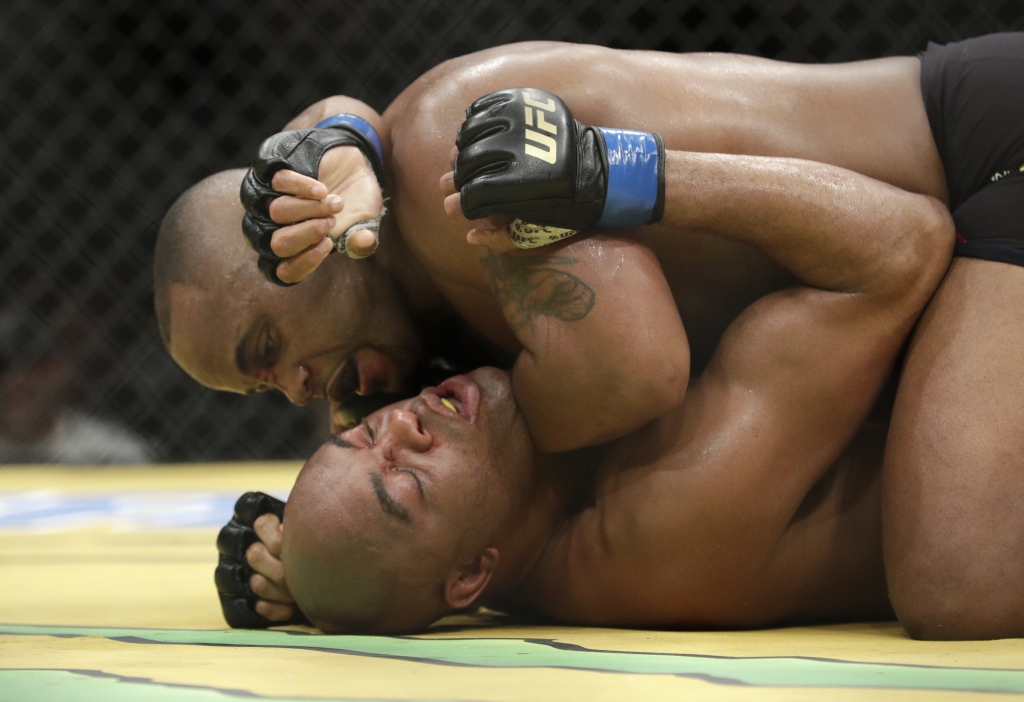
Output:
[482, 447, 605, 606]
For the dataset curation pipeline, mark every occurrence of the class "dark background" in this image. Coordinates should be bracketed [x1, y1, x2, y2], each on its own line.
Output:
[1, 0, 1021, 462]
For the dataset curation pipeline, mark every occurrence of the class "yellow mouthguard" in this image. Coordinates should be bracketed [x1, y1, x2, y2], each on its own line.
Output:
[441, 398, 457, 412]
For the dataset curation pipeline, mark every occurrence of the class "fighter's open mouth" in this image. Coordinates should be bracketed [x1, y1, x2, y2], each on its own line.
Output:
[326, 358, 359, 404]
[434, 375, 480, 422]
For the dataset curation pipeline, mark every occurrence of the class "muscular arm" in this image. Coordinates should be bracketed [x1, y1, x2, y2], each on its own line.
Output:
[661, 151, 945, 294]
[469, 152, 949, 452]
[531, 167, 954, 626]
[479, 237, 689, 454]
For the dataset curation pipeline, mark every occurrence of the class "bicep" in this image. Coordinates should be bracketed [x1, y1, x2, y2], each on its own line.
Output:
[664, 283, 909, 538]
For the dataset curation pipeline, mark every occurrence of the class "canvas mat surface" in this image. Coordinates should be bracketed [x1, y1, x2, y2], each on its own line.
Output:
[1, 464, 1022, 701]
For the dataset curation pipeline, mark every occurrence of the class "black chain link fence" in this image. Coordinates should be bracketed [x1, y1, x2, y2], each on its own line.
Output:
[1, 0, 1021, 462]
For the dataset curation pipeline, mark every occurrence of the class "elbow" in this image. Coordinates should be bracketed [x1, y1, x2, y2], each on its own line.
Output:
[585, 348, 690, 446]
[637, 353, 690, 417]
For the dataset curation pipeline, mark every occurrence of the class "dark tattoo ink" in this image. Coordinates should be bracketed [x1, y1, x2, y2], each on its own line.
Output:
[479, 250, 596, 333]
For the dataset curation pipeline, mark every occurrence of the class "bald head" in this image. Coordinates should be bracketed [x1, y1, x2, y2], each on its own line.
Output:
[282, 443, 451, 634]
[153, 169, 251, 347]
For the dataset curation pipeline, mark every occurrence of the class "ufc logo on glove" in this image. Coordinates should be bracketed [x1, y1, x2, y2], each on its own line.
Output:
[453, 87, 666, 248]
[523, 91, 559, 164]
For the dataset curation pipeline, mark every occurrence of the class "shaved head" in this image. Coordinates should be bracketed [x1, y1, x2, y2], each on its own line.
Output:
[283, 444, 452, 633]
[280, 369, 539, 634]
[153, 169, 250, 347]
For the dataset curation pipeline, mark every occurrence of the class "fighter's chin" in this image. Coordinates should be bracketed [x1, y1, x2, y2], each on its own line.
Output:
[466, 367, 512, 398]
[466, 367, 518, 424]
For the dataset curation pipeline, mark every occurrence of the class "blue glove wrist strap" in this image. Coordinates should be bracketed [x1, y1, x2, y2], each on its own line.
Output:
[315, 114, 385, 172]
[595, 128, 664, 229]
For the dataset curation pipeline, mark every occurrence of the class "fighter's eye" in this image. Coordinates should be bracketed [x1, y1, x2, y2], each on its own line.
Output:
[401, 468, 424, 497]
[256, 323, 282, 368]
[362, 421, 376, 444]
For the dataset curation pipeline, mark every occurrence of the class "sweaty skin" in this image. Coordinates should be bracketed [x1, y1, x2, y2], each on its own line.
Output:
[280, 155, 951, 629]
[270, 41, 944, 452]
[258, 84, 953, 629]
[222, 42, 951, 621]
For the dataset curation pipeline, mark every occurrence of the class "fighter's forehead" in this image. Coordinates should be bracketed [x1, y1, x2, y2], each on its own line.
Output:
[290, 444, 414, 545]
[167, 282, 258, 390]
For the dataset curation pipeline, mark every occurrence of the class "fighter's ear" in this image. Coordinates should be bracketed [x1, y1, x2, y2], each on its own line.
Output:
[443, 548, 498, 610]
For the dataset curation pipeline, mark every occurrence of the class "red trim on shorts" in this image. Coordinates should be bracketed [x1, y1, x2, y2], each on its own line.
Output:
[956, 232, 967, 244]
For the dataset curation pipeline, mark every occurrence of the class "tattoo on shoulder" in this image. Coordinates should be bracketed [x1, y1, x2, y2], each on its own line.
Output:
[479, 249, 596, 333]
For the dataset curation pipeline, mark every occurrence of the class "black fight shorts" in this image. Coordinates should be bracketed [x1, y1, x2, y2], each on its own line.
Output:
[920, 33, 1024, 267]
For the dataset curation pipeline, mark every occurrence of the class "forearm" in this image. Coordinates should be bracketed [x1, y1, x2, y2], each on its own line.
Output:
[662, 151, 951, 296]
[283, 96, 384, 137]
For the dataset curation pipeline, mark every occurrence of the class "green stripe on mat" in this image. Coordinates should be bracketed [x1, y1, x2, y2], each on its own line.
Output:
[0, 669, 372, 702]
[2, 624, 1023, 693]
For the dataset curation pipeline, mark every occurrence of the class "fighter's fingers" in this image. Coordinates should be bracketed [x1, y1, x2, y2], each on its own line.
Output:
[268, 194, 343, 225]
[246, 541, 285, 584]
[449, 145, 459, 170]
[254, 599, 295, 623]
[271, 170, 329, 200]
[253, 513, 283, 557]
[444, 192, 464, 219]
[344, 229, 378, 258]
[270, 218, 333, 259]
[439, 171, 456, 196]
[275, 237, 333, 284]
[467, 225, 518, 254]
[250, 572, 294, 604]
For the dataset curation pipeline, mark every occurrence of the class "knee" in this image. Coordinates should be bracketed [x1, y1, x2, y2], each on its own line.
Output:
[889, 567, 1023, 641]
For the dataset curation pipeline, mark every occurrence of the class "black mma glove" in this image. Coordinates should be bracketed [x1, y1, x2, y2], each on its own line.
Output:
[240, 114, 386, 286]
[215, 491, 308, 628]
[453, 88, 665, 248]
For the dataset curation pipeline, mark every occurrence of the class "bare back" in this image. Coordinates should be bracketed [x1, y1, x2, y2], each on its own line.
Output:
[383, 42, 944, 364]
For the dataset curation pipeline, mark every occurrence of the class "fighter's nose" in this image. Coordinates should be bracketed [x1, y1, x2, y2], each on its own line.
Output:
[278, 365, 313, 406]
[382, 408, 432, 453]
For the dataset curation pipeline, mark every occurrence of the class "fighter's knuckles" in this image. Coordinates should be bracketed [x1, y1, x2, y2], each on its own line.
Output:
[253, 513, 283, 552]
[270, 220, 328, 259]
[258, 255, 294, 287]
[453, 143, 513, 191]
[245, 540, 269, 564]
[271, 169, 326, 199]
[240, 169, 279, 218]
[444, 192, 463, 218]
[250, 573, 294, 603]
[439, 171, 456, 195]
[217, 521, 257, 562]
[276, 238, 332, 283]
[248, 554, 285, 586]
[215, 560, 254, 598]
[466, 89, 516, 120]
[272, 263, 305, 286]
[220, 597, 269, 629]
[268, 194, 340, 225]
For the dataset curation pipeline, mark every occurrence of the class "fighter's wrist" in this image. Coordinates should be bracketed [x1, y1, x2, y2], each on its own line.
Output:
[314, 113, 386, 183]
[594, 128, 666, 229]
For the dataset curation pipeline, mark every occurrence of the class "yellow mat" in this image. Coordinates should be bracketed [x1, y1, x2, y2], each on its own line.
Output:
[2, 465, 1023, 701]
